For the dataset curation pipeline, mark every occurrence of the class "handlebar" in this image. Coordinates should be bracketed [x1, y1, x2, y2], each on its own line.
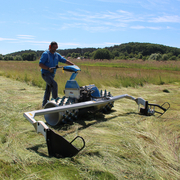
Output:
[51, 65, 63, 69]
[51, 65, 81, 73]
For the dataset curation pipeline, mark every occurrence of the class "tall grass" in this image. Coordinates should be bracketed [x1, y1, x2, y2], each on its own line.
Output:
[0, 60, 180, 95]
[76, 59, 180, 71]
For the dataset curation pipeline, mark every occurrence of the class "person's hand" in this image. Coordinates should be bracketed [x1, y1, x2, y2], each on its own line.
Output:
[48, 67, 54, 73]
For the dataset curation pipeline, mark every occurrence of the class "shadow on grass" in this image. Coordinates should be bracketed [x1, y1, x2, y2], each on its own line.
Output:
[48, 110, 138, 133]
[26, 144, 49, 157]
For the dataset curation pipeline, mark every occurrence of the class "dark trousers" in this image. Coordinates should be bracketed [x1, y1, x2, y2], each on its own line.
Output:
[41, 73, 58, 106]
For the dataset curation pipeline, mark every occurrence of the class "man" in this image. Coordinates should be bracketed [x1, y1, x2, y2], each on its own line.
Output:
[39, 41, 75, 107]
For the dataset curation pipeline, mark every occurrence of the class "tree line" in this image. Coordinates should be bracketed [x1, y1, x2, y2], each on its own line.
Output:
[1, 42, 180, 61]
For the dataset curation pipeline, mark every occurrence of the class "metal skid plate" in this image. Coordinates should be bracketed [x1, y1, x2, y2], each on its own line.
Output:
[46, 129, 85, 158]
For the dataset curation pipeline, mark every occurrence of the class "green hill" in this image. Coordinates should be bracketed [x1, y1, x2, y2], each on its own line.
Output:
[2, 42, 180, 61]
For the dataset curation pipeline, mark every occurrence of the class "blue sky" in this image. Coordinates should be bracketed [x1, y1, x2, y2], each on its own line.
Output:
[0, 0, 180, 55]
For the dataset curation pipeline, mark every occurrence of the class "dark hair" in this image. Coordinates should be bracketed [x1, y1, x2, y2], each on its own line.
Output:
[50, 41, 58, 46]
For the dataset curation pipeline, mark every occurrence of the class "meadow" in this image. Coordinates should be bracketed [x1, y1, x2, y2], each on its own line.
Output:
[0, 59, 180, 94]
[0, 59, 180, 179]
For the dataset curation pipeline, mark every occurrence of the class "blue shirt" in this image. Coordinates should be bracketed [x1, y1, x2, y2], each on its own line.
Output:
[39, 50, 67, 76]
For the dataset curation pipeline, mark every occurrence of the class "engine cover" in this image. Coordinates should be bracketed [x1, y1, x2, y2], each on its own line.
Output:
[64, 80, 80, 99]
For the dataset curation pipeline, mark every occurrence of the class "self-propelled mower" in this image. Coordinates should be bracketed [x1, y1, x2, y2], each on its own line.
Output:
[23, 65, 170, 158]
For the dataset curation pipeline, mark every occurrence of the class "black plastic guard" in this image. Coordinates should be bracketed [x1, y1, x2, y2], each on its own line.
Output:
[46, 129, 85, 158]
[140, 101, 170, 117]
[149, 102, 170, 117]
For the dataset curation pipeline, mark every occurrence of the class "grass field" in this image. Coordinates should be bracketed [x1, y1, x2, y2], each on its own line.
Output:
[0, 60, 180, 179]
[0, 59, 180, 94]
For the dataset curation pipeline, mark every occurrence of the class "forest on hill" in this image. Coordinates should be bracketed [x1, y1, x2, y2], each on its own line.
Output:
[1, 42, 180, 61]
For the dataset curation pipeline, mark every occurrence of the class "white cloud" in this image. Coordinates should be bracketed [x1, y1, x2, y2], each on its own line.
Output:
[147, 26, 162, 30]
[55, 9, 180, 32]
[56, 9, 180, 33]
[65, 9, 139, 23]
[130, 26, 146, 29]
[53, 9, 144, 32]
[0, 37, 17, 41]
[130, 25, 162, 30]
[149, 15, 180, 23]
[22, 40, 50, 44]
[97, 0, 172, 10]
[138, 0, 173, 10]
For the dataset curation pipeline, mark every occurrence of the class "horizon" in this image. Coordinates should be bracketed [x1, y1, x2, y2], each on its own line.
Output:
[1, 0, 180, 55]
